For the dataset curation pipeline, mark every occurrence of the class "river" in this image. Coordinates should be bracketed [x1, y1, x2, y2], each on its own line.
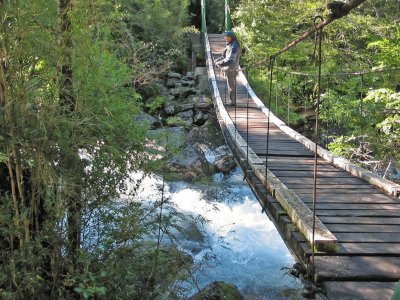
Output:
[133, 166, 304, 299]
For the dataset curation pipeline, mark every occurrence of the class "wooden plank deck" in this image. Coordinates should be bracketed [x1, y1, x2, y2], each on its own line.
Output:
[207, 33, 400, 300]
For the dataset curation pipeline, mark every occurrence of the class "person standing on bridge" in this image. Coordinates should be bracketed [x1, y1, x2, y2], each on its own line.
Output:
[215, 30, 241, 105]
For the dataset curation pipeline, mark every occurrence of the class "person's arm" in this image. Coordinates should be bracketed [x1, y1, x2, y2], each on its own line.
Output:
[215, 49, 227, 64]
[219, 42, 239, 67]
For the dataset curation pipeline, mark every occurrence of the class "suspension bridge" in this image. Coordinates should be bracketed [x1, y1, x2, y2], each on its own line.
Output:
[201, 1, 400, 299]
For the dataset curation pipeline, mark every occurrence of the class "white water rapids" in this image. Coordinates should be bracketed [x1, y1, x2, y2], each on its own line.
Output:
[131, 166, 303, 299]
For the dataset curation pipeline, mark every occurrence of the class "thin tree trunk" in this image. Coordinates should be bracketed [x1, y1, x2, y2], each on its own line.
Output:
[59, 0, 81, 272]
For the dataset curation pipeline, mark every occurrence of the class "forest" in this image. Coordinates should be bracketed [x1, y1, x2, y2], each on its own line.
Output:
[0, 0, 399, 299]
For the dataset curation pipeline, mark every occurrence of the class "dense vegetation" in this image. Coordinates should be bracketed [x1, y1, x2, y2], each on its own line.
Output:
[1, 0, 399, 299]
[233, 0, 400, 175]
[0, 0, 194, 298]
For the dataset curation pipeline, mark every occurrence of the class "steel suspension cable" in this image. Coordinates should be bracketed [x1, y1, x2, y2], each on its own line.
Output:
[311, 16, 324, 280]
[265, 57, 276, 181]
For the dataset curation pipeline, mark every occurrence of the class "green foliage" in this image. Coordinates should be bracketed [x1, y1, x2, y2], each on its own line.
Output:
[146, 95, 166, 114]
[167, 116, 193, 129]
[0, 0, 194, 298]
[233, 0, 400, 166]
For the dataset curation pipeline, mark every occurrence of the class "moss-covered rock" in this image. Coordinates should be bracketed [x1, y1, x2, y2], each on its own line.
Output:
[190, 281, 244, 300]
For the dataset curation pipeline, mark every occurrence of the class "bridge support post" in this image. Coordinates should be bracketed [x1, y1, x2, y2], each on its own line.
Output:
[201, 0, 206, 34]
[225, 0, 232, 31]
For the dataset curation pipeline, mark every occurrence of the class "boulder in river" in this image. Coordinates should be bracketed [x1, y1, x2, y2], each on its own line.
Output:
[214, 155, 237, 174]
[167, 145, 212, 181]
[190, 281, 244, 300]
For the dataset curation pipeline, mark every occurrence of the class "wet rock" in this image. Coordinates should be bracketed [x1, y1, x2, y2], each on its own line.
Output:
[135, 113, 161, 129]
[194, 111, 209, 126]
[215, 155, 236, 174]
[167, 145, 211, 181]
[190, 281, 244, 300]
[168, 71, 182, 79]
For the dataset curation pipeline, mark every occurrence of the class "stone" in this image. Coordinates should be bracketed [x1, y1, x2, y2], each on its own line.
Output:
[193, 111, 209, 126]
[135, 113, 161, 129]
[169, 86, 197, 98]
[188, 125, 211, 146]
[194, 67, 207, 77]
[164, 94, 198, 115]
[168, 71, 182, 79]
[181, 79, 195, 87]
[195, 95, 213, 111]
[176, 110, 193, 124]
[167, 145, 208, 181]
[214, 154, 237, 174]
[190, 281, 244, 300]
[166, 78, 182, 88]
[164, 95, 177, 114]
[186, 72, 195, 80]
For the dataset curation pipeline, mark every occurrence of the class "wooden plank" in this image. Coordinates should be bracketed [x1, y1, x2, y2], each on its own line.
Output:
[299, 241, 400, 256]
[285, 183, 376, 189]
[252, 165, 337, 250]
[324, 281, 397, 300]
[298, 193, 397, 204]
[315, 210, 400, 217]
[280, 177, 370, 185]
[308, 203, 400, 210]
[338, 243, 400, 256]
[320, 216, 400, 225]
[333, 232, 400, 243]
[314, 256, 400, 282]
[272, 170, 354, 178]
[328, 224, 400, 233]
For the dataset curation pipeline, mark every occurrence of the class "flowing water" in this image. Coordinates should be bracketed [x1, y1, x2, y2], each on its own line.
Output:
[133, 166, 304, 299]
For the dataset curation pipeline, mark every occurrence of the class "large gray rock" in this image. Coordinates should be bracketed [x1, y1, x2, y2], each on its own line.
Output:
[186, 72, 195, 80]
[168, 71, 182, 79]
[164, 95, 178, 114]
[164, 94, 197, 115]
[181, 79, 195, 87]
[166, 78, 182, 88]
[169, 86, 197, 98]
[167, 145, 210, 181]
[193, 111, 209, 126]
[195, 95, 214, 111]
[176, 110, 193, 124]
[215, 155, 237, 174]
[135, 113, 160, 129]
[190, 281, 244, 300]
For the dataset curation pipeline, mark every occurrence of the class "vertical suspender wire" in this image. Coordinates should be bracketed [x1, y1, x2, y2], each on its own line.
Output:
[360, 74, 364, 154]
[235, 72, 237, 142]
[265, 57, 275, 181]
[246, 68, 250, 177]
[311, 16, 324, 281]
[275, 82, 278, 115]
[287, 74, 291, 126]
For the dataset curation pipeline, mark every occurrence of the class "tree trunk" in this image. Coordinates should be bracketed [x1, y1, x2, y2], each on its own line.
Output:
[59, 0, 81, 272]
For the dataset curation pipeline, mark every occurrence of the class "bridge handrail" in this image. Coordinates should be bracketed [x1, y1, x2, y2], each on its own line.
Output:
[205, 32, 338, 250]
[236, 69, 400, 198]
